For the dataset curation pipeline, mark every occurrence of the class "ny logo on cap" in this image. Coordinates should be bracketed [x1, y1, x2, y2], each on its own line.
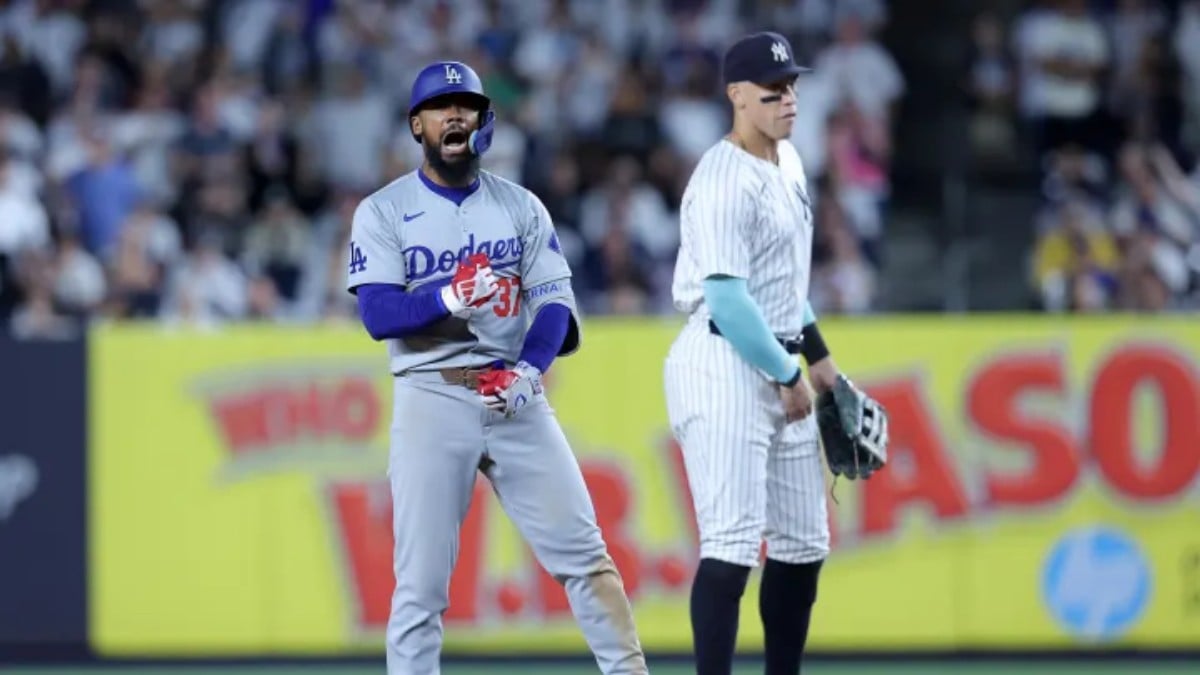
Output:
[444, 64, 462, 84]
[771, 41, 788, 63]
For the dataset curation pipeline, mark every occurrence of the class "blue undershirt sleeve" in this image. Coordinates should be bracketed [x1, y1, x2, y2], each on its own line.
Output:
[518, 303, 570, 373]
[703, 277, 800, 384]
[356, 283, 449, 341]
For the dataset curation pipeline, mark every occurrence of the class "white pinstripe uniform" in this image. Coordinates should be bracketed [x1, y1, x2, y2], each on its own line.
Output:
[664, 137, 829, 569]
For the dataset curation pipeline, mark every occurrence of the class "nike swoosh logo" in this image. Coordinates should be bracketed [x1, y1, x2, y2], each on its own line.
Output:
[403, 211, 425, 222]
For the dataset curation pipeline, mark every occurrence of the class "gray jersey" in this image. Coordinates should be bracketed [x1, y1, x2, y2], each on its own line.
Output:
[346, 170, 580, 374]
[671, 139, 813, 337]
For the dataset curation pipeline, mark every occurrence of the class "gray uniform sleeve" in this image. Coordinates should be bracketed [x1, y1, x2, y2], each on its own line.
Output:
[345, 198, 406, 293]
[520, 195, 583, 356]
[519, 195, 571, 288]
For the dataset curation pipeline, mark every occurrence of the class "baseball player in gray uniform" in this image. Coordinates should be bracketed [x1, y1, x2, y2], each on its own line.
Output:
[347, 61, 648, 675]
[663, 33, 851, 675]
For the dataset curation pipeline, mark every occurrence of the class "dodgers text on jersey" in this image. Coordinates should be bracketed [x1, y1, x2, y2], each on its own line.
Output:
[403, 233, 525, 282]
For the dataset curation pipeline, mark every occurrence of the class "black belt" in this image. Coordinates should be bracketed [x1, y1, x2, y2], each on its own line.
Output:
[709, 320, 803, 354]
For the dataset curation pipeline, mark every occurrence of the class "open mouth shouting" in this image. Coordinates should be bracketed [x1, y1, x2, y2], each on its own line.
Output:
[442, 128, 469, 155]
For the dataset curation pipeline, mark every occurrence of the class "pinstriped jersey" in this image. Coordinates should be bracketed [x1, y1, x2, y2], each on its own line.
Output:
[671, 138, 814, 337]
[346, 170, 579, 374]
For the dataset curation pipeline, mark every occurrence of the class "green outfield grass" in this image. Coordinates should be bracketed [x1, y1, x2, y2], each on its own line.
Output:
[7, 662, 1199, 675]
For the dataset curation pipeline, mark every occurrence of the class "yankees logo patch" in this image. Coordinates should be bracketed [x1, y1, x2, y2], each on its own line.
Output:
[771, 41, 788, 63]
[793, 182, 811, 212]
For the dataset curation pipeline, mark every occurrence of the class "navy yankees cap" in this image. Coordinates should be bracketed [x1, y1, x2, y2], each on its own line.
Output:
[721, 31, 810, 86]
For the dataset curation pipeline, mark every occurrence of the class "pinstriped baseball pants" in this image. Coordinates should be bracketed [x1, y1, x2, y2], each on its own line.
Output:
[664, 319, 830, 568]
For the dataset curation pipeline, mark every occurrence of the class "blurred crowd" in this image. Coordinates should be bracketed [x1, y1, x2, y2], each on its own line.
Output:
[966, 0, 1200, 312]
[0, 0, 903, 339]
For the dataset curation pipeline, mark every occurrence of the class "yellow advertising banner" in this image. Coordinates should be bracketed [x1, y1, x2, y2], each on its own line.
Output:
[88, 317, 1200, 656]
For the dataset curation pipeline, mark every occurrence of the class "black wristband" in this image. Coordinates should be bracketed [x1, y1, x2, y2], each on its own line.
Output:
[782, 366, 802, 388]
[800, 322, 831, 365]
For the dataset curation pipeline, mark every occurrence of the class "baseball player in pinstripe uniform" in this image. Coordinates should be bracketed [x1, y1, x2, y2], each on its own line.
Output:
[348, 61, 648, 675]
[663, 32, 850, 675]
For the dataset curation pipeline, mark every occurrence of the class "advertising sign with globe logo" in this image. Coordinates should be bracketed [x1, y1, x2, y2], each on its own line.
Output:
[1042, 526, 1152, 641]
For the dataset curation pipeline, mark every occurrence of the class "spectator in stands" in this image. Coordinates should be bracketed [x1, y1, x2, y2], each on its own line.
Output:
[0, 92, 42, 168]
[52, 223, 105, 319]
[1012, 0, 1111, 160]
[64, 128, 144, 260]
[315, 0, 390, 76]
[1174, 0, 1200, 148]
[0, 148, 49, 319]
[240, 185, 310, 308]
[511, 0, 581, 139]
[1110, 30, 1183, 156]
[182, 172, 252, 257]
[657, 6, 722, 97]
[659, 66, 726, 167]
[811, 182, 877, 314]
[812, 5, 903, 272]
[601, 65, 664, 166]
[826, 101, 890, 267]
[0, 0, 913, 337]
[1109, 141, 1199, 306]
[965, 11, 1019, 159]
[303, 65, 391, 193]
[1040, 143, 1109, 208]
[141, 0, 204, 75]
[161, 228, 248, 327]
[538, 148, 586, 270]
[260, 2, 314, 97]
[1106, 0, 1166, 109]
[173, 83, 238, 186]
[0, 149, 49, 259]
[578, 155, 675, 312]
[243, 99, 299, 214]
[0, 32, 51, 128]
[8, 246, 77, 340]
[111, 60, 187, 209]
[5, 0, 86, 116]
[1110, 141, 1199, 253]
[814, 5, 905, 130]
[294, 190, 358, 324]
[1116, 227, 1193, 310]
[1031, 198, 1119, 312]
[103, 202, 181, 319]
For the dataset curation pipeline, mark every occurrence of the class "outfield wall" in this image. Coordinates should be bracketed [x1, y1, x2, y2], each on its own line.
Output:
[2, 317, 1199, 658]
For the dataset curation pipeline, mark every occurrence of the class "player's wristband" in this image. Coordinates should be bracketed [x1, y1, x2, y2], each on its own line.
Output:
[800, 322, 831, 365]
[781, 365, 802, 388]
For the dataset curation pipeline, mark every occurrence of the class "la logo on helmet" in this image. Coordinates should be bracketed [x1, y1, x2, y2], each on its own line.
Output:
[444, 64, 463, 84]
[771, 41, 788, 62]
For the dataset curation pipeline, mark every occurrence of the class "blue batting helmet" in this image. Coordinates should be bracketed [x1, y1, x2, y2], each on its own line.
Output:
[407, 61, 495, 156]
[407, 61, 490, 118]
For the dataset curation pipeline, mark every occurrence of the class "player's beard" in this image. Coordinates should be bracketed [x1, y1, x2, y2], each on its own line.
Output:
[424, 138, 480, 186]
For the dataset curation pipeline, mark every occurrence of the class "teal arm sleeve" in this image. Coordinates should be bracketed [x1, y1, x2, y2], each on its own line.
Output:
[803, 301, 817, 327]
[704, 277, 800, 384]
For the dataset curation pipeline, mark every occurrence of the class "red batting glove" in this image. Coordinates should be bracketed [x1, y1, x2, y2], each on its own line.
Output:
[476, 369, 518, 397]
[440, 254, 498, 317]
[475, 362, 542, 417]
